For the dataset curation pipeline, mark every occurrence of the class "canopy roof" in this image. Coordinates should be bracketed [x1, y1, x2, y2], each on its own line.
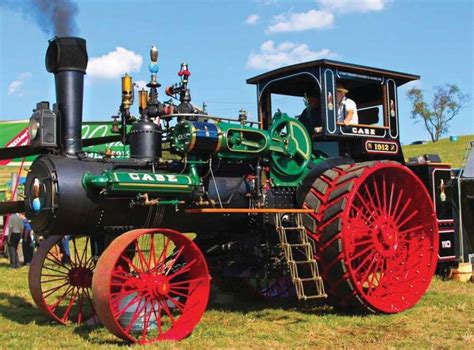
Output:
[246, 59, 420, 87]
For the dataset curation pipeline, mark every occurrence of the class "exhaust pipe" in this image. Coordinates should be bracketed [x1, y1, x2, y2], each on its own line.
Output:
[45, 37, 88, 156]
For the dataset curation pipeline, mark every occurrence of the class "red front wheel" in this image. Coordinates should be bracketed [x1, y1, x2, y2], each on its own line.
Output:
[92, 229, 211, 344]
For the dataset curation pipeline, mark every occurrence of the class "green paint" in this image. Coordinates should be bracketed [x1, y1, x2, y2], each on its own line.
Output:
[83, 170, 198, 195]
[171, 113, 314, 186]
[0, 122, 28, 146]
[147, 199, 183, 205]
[268, 112, 312, 182]
[218, 123, 270, 154]
[80, 122, 130, 159]
[173, 121, 195, 153]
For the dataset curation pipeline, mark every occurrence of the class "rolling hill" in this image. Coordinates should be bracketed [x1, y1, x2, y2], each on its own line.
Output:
[403, 135, 473, 168]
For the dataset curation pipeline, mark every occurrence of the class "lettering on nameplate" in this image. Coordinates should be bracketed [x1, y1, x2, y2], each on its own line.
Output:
[365, 140, 399, 154]
[352, 127, 376, 136]
[127, 173, 182, 182]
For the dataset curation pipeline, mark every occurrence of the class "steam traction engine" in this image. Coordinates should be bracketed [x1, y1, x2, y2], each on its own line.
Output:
[0, 37, 438, 344]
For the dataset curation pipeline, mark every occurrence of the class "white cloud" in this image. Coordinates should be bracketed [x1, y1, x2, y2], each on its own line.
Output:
[399, 79, 422, 92]
[267, 10, 334, 33]
[246, 40, 337, 70]
[8, 72, 32, 96]
[134, 80, 148, 90]
[18, 72, 32, 79]
[87, 47, 143, 80]
[8, 81, 23, 96]
[245, 14, 260, 25]
[316, 0, 386, 14]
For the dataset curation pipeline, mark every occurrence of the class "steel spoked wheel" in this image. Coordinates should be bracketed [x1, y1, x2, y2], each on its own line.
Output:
[29, 235, 97, 324]
[303, 161, 438, 313]
[92, 229, 210, 344]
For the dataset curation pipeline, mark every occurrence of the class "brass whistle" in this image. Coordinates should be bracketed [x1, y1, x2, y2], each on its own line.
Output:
[139, 89, 148, 111]
[121, 74, 134, 109]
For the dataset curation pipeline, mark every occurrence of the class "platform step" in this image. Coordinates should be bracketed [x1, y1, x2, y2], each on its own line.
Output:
[275, 213, 326, 300]
[293, 277, 323, 282]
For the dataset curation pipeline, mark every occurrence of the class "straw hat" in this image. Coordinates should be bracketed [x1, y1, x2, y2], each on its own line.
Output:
[336, 83, 349, 94]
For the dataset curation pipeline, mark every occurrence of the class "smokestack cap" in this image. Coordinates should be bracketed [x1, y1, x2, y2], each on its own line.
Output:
[46, 37, 88, 74]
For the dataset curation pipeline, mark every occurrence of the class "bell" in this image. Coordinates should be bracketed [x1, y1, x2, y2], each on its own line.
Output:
[111, 116, 120, 133]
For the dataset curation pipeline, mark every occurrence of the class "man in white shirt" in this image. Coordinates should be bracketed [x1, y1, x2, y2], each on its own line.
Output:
[336, 83, 358, 125]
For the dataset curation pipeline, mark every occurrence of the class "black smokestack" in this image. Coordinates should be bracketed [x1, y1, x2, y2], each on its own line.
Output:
[46, 37, 88, 155]
[1, 0, 79, 36]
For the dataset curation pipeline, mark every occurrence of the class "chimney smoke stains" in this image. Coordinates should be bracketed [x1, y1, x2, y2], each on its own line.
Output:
[1, 0, 79, 36]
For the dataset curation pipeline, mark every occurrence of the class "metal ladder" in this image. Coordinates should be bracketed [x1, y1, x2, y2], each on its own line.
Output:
[275, 213, 326, 300]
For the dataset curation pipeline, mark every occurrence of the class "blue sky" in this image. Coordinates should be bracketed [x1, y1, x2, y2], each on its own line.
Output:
[0, 0, 472, 144]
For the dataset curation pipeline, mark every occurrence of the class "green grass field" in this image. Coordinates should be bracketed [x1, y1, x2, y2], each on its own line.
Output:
[0, 136, 472, 348]
[402, 135, 473, 168]
[0, 256, 472, 349]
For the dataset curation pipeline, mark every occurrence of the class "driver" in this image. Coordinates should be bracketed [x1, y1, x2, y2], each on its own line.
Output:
[336, 83, 358, 125]
[298, 90, 322, 136]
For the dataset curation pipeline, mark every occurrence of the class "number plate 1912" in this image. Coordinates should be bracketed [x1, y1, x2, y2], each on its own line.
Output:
[365, 140, 399, 154]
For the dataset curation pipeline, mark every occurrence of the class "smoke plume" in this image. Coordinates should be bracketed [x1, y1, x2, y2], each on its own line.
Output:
[1, 0, 79, 36]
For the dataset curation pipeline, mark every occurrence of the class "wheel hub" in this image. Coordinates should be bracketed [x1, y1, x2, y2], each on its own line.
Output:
[68, 267, 93, 288]
[151, 276, 170, 297]
[285, 138, 297, 157]
[135, 274, 170, 298]
[375, 218, 399, 257]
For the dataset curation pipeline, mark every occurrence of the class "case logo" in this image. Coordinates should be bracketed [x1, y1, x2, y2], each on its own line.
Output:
[352, 127, 376, 135]
[128, 173, 179, 182]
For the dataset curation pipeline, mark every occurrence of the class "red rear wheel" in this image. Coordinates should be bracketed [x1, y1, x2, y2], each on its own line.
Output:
[302, 161, 438, 313]
[29, 235, 97, 324]
[92, 229, 210, 344]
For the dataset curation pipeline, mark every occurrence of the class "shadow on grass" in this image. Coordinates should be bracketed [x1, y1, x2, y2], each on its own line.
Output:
[206, 283, 361, 317]
[0, 292, 52, 325]
[0, 282, 123, 346]
[0, 260, 14, 268]
[208, 297, 354, 317]
[71, 324, 128, 347]
[0, 292, 125, 346]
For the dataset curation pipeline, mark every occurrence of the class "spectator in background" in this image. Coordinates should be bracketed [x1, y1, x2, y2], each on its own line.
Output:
[59, 235, 71, 265]
[2, 215, 10, 260]
[7, 213, 23, 268]
[21, 214, 34, 265]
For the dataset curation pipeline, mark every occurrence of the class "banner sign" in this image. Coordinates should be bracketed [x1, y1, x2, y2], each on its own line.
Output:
[0, 121, 129, 165]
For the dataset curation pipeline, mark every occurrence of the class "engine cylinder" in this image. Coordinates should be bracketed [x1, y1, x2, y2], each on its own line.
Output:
[173, 121, 221, 154]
